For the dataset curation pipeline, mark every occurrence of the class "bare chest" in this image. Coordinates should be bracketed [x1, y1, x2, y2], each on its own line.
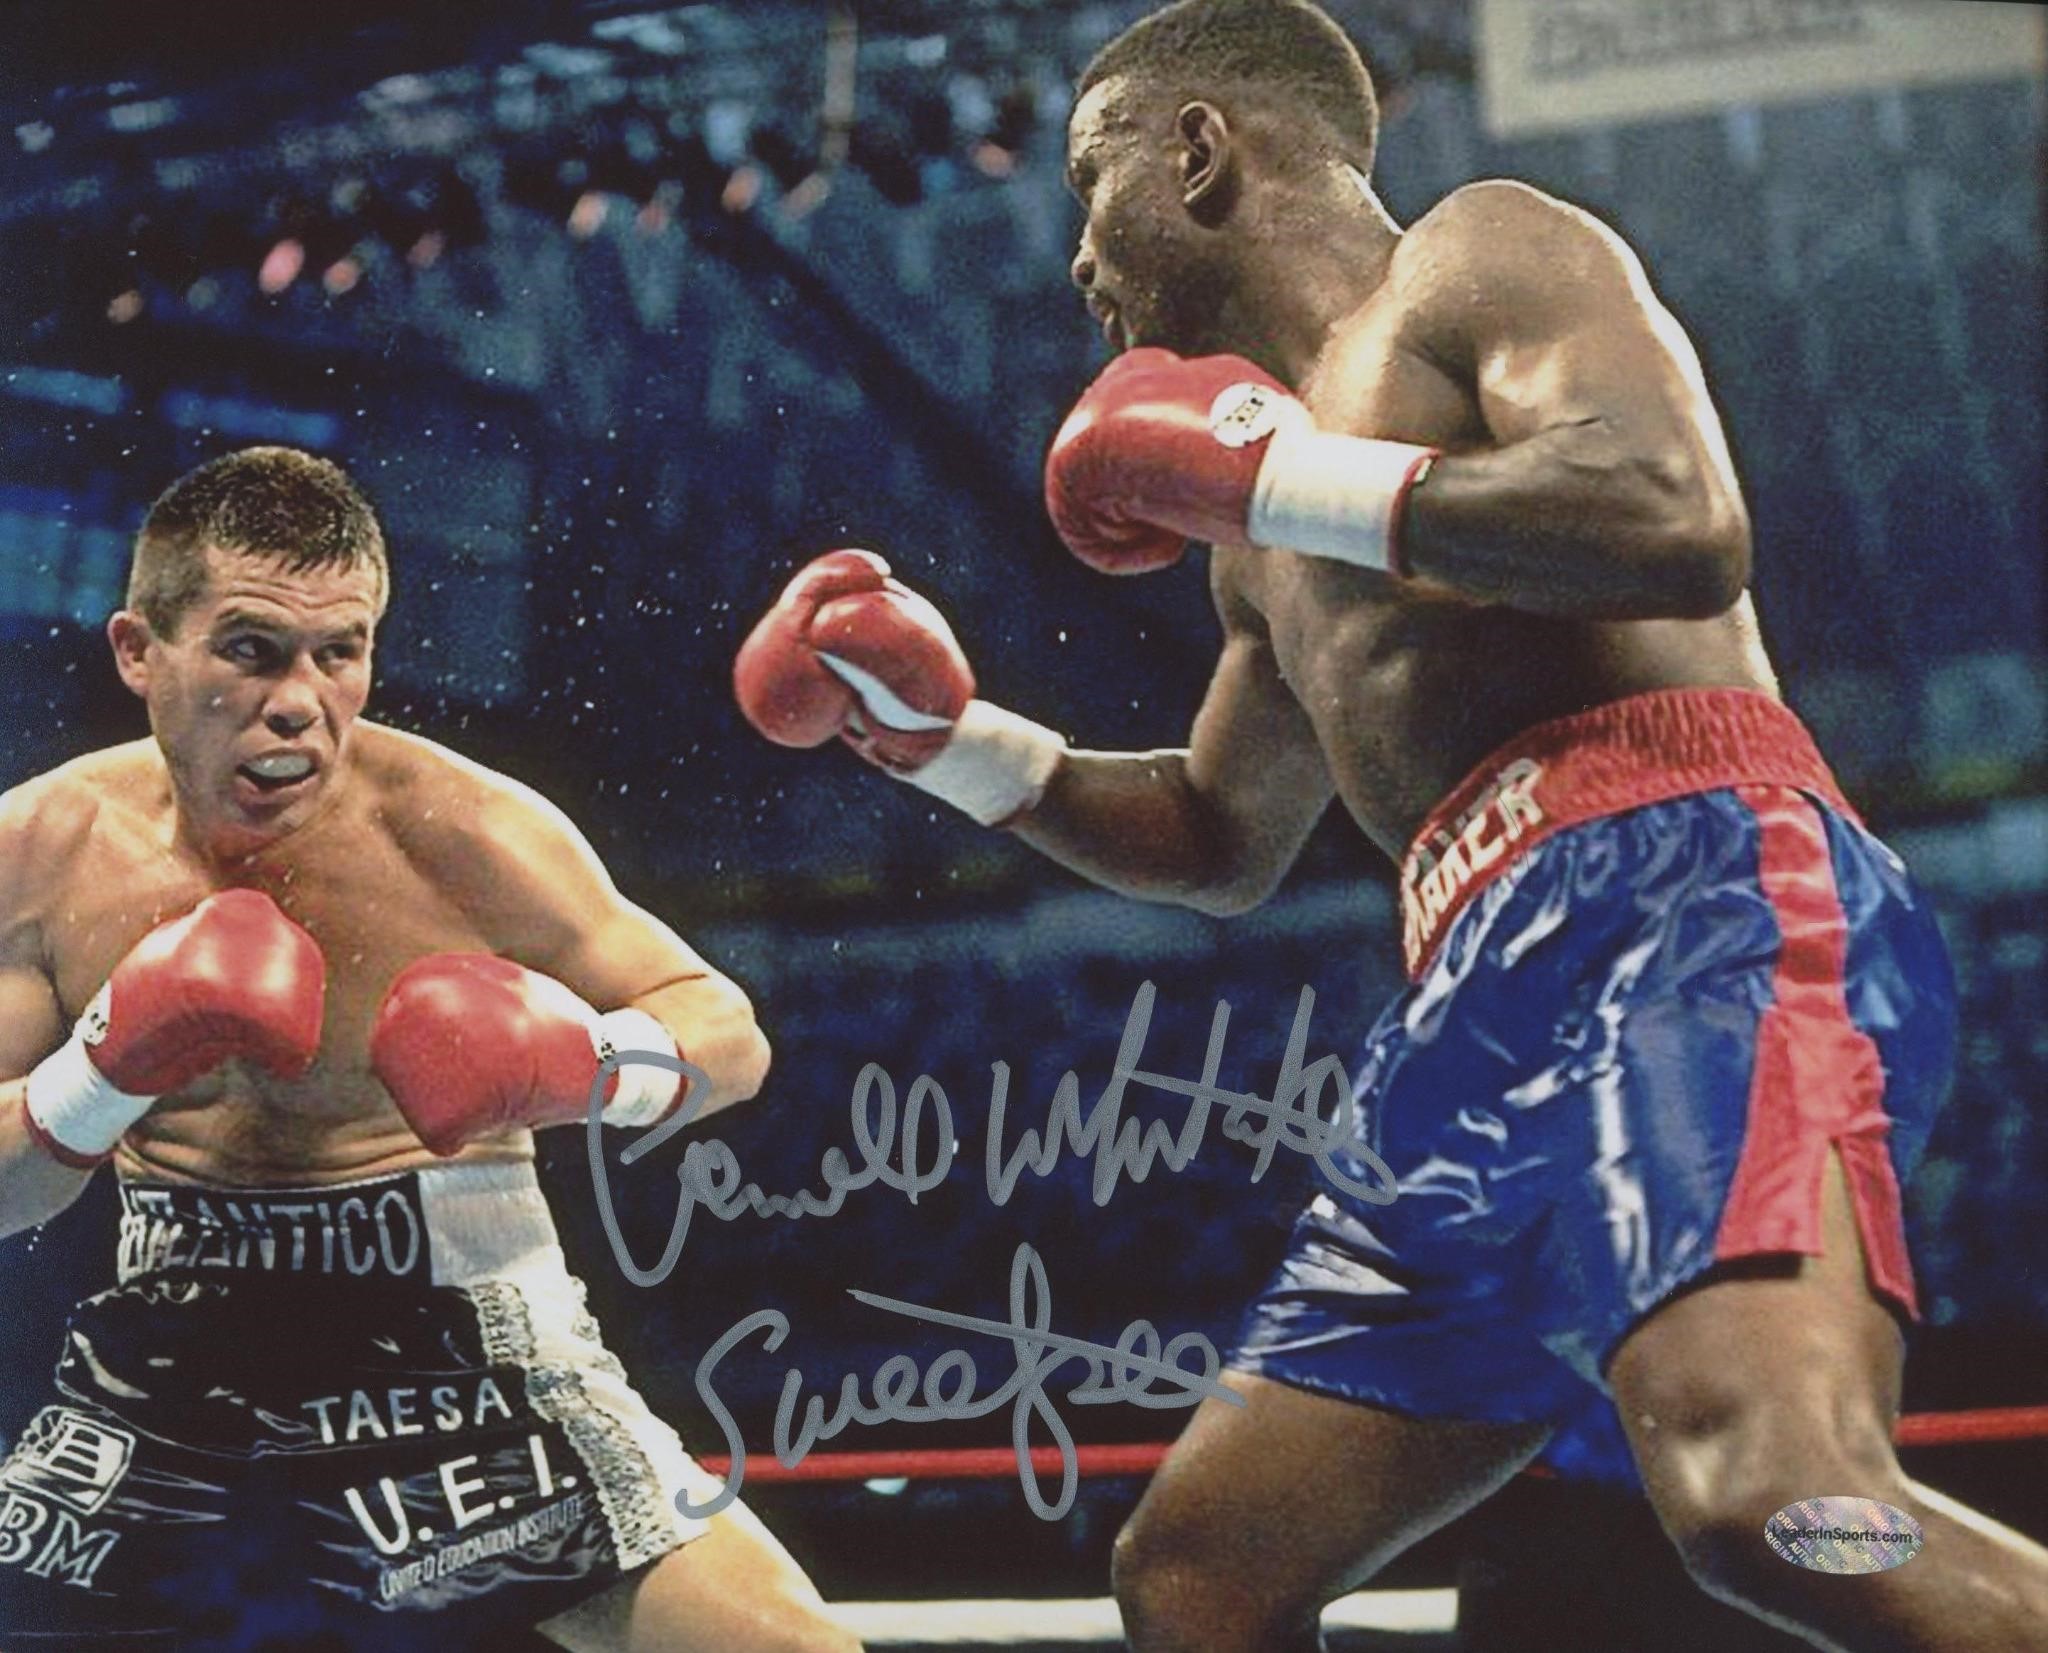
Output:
[1227, 313, 1485, 688]
[49, 820, 489, 1093]
[1213, 309, 1578, 843]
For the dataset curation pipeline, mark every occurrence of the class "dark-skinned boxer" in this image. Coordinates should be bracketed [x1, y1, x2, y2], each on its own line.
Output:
[737, 2, 2048, 1648]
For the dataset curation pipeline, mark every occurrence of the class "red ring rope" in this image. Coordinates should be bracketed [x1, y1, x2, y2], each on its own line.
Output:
[701, 1406, 2048, 1484]
[1894, 1404, 2048, 1448]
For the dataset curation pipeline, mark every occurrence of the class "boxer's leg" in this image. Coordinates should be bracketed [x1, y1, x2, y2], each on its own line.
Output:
[1113, 1373, 1548, 1653]
[1608, 790, 2048, 1646]
[537, 1502, 859, 1653]
[1614, 1148, 2048, 1652]
[1109, 804, 1629, 1652]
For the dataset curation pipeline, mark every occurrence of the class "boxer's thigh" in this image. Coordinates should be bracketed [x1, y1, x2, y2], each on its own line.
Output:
[1230, 825, 1649, 1433]
[1117, 1373, 1549, 1609]
[537, 1503, 856, 1653]
[1532, 788, 1959, 1386]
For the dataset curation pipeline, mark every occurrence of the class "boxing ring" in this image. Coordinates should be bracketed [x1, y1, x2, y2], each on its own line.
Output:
[0, 1, 2041, 1648]
[695, 1406, 2048, 1646]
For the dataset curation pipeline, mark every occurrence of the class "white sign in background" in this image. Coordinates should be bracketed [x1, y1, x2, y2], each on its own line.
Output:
[1477, 0, 2047, 137]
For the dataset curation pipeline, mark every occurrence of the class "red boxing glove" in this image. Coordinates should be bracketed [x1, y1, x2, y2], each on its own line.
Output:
[733, 549, 976, 773]
[24, 890, 326, 1166]
[1046, 347, 1439, 578]
[735, 549, 1068, 827]
[1045, 348, 1295, 574]
[370, 954, 684, 1157]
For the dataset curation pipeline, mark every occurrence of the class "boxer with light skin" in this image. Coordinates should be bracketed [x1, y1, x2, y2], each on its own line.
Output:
[737, 2, 2048, 1648]
[0, 448, 858, 1652]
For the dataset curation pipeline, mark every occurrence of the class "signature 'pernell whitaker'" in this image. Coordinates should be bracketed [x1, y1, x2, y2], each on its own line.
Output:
[587, 981, 1400, 1289]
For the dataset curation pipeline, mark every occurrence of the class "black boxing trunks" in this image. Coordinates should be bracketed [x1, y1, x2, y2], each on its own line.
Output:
[0, 1161, 720, 1651]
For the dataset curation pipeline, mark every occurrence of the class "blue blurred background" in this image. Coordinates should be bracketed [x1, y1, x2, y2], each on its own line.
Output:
[0, 2, 2041, 1645]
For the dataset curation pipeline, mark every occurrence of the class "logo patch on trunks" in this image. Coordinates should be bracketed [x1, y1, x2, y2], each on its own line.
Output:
[1401, 757, 1546, 972]
[0, 1408, 134, 1515]
[117, 1182, 427, 1281]
[375, 1490, 591, 1603]
[0, 1490, 122, 1588]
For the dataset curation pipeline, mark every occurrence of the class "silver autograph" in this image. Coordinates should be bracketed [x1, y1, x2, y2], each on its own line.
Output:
[587, 981, 1397, 1286]
[681, 1242, 1240, 1521]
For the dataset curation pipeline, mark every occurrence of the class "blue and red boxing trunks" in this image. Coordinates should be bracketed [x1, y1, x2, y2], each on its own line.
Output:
[1233, 689, 1957, 1477]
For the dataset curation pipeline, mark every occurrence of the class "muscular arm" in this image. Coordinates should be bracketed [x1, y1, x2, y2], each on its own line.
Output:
[1395, 182, 1749, 620]
[474, 783, 772, 1121]
[1012, 577, 1333, 915]
[0, 1054, 90, 1242]
[0, 798, 93, 1239]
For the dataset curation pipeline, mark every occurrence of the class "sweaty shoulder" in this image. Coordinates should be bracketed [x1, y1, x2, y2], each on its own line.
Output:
[1396, 178, 1634, 275]
[355, 723, 603, 937]
[355, 722, 560, 865]
[0, 743, 162, 917]
[1384, 180, 1652, 362]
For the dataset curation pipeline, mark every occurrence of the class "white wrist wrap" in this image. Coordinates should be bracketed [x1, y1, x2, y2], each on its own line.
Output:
[1247, 423, 1438, 575]
[25, 996, 155, 1161]
[897, 699, 1068, 827]
[593, 1008, 684, 1128]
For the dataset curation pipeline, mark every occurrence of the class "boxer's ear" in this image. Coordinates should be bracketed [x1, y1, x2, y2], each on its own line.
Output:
[1176, 100, 1237, 225]
[107, 611, 153, 698]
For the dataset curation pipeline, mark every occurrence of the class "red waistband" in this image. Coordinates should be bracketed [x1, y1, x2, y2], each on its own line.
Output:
[1399, 689, 1855, 980]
